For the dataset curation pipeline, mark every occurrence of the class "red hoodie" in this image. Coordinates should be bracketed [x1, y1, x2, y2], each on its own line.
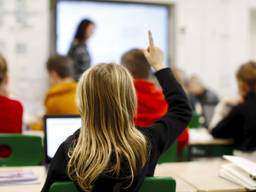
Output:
[0, 95, 23, 158]
[134, 79, 189, 152]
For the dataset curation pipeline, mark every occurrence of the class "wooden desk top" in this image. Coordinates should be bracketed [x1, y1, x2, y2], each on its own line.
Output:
[155, 165, 197, 192]
[23, 130, 44, 138]
[0, 166, 46, 192]
[155, 161, 246, 192]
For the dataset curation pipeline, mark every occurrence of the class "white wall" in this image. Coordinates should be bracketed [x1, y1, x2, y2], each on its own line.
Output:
[0, 0, 49, 115]
[175, 0, 252, 99]
[249, 9, 256, 59]
[120, 0, 254, 99]
[2, 0, 256, 116]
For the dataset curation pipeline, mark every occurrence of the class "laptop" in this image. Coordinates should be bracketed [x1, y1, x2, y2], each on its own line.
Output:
[44, 115, 81, 163]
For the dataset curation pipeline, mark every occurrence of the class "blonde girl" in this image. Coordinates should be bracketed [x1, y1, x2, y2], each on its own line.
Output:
[42, 32, 191, 192]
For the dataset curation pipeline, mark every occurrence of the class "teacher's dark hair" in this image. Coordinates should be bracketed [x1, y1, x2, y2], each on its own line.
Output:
[74, 19, 94, 42]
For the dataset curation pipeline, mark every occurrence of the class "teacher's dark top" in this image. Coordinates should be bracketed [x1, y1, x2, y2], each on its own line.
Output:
[41, 68, 192, 192]
[68, 40, 91, 81]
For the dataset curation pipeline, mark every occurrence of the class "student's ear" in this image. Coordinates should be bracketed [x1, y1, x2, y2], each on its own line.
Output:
[48, 70, 60, 86]
[239, 81, 250, 97]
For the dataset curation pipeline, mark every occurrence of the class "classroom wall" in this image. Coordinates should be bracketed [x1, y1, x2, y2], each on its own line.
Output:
[2, 0, 256, 116]
[175, 0, 252, 99]
[119, 0, 254, 99]
[0, 0, 49, 116]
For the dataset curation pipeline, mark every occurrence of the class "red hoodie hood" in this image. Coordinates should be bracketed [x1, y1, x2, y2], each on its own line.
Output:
[134, 79, 168, 128]
[134, 79, 189, 152]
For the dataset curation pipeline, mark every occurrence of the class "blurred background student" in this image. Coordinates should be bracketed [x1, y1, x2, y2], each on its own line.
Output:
[68, 19, 96, 81]
[31, 55, 79, 130]
[121, 48, 189, 152]
[187, 75, 219, 127]
[0, 53, 23, 158]
[0, 53, 23, 134]
[210, 61, 256, 160]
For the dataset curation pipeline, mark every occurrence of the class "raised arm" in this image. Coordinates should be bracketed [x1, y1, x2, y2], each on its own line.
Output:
[144, 31, 192, 155]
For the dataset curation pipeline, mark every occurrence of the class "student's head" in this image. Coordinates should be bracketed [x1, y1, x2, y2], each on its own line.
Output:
[121, 48, 151, 80]
[67, 64, 147, 191]
[74, 19, 95, 43]
[0, 53, 8, 89]
[187, 76, 205, 96]
[46, 55, 73, 86]
[236, 61, 256, 97]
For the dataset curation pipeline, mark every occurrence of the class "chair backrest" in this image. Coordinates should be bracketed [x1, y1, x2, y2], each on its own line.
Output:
[50, 177, 176, 192]
[158, 143, 177, 164]
[140, 177, 176, 192]
[50, 181, 80, 192]
[189, 112, 201, 128]
[0, 134, 43, 166]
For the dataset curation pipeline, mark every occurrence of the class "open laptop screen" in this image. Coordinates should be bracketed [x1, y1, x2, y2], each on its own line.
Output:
[44, 115, 81, 163]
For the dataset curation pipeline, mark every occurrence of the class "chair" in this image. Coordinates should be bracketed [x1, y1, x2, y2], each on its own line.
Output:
[140, 177, 176, 192]
[188, 144, 233, 160]
[188, 112, 201, 128]
[158, 143, 177, 164]
[50, 181, 80, 192]
[50, 177, 176, 192]
[0, 134, 43, 166]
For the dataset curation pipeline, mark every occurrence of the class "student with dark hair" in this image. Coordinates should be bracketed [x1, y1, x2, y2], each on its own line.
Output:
[121, 48, 189, 152]
[0, 53, 23, 157]
[42, 32, 191, 192]
[31, 55, 79, 130]
[210, 61, 256, 157]
[68, 19, 95, 81]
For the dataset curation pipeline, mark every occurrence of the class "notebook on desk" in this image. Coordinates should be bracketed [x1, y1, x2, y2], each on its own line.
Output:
[220, 155, 256, 190]
[44, 115, 81, 163]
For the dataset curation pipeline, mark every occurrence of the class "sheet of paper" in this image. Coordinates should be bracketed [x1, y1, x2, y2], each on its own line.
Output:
[224, 155, 256, 177]
[189, 128, 213, 142]
[0, 170, 38, 185]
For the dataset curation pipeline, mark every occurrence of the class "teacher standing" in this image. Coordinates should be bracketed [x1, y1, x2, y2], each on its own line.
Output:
[68, 19, 95, 81]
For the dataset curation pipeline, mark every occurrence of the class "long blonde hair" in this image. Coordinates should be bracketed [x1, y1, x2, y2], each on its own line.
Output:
[67, 64, 148, 191]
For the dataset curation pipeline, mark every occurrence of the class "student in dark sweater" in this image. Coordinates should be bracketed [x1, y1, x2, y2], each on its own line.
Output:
[211, 61, 256, 152]
[42, 32, 192, 192]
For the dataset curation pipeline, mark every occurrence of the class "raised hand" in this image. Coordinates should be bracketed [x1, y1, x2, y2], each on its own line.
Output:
[143, 31, 165, 71]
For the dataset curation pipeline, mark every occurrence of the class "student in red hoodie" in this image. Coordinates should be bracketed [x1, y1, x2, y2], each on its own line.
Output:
[0, 53, 23, 157]
[121, 48, 189, 152]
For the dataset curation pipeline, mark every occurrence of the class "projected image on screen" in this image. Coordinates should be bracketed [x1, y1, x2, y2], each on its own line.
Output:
[56, 0, 169, 65]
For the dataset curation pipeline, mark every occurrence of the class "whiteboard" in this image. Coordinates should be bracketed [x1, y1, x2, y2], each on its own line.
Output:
[0, 0, 49, 115]
[56, 0, 170, 65]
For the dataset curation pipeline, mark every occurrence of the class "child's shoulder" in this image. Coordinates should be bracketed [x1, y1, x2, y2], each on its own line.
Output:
[0, 95, 23, 110]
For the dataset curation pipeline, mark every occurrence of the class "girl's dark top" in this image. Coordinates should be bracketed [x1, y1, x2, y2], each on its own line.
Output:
[68, 40, 91, 81]
[211, 92, 256, 152]
[41, 68, 192, 192]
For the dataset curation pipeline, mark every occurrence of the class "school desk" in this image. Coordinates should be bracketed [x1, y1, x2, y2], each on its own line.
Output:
[188, 128, 234, 159]
[155, 160, 247, 192]
[0, 165, 195, 192]
[23, 130, 44, 138]
[0, 166, 46, 192]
